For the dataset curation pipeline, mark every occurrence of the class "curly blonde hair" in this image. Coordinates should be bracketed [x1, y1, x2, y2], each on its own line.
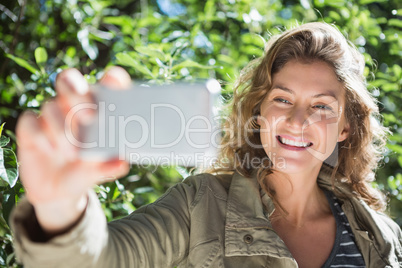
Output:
[214, 22, 388, 211]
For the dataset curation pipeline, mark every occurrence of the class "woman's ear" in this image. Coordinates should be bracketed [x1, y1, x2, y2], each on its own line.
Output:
[338, 122, 350, 142]
[256, 115, 261, 125]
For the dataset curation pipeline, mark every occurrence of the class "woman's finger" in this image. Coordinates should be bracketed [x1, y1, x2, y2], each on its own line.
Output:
[56, 68, 89, 94]
[16, 111, 55, 194]
[62, 159, 130, 188]
[39, 101, 77, 161]
[96, 159, 130, 183]
[99, 66, 131, 90]
[16, 111, 53, 155]
[55, 68, 95, 124]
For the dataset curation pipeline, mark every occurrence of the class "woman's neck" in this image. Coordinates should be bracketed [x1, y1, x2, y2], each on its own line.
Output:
[267, 165, 330, 227]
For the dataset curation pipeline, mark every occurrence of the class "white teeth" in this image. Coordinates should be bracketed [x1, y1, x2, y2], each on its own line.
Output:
[280, 137, 310, 147]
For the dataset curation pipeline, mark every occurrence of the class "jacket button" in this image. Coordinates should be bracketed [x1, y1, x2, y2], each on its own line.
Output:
[243, 234, 253, 244]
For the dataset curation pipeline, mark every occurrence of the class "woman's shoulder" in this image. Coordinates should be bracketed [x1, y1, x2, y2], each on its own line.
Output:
[319, 172, 402, 264]
[361, 201, 402, 237]
[182, 171, 235, 194]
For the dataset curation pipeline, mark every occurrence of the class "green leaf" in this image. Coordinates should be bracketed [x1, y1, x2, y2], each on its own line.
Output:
[5, 130, 16, 143]
[241, 33, 265, 47]
[6, 54, 39, 74]
[0, 148, 19, 188]
[34, 47, 48, 65]
[78, 28, 99, 60]
[0, 122, 5, 137]
[398, 156, 402, 169]
[328, 11, 341, 22]
[103, 15, 134, 26]
[2, 188, 15, 225]
[171, 59, 214, 71]
[0, 247, 6, 266]
[370, 79, 389, 88]
[359, 0, 387, 4]
[6, 252, 15, 266]
[217, 54, 236, 65]
[325, 0, 346, 8]
[391, 64, 402, 77]
[115, 52, 155, 79]
[134, 186, 154, 194]
[135, 46, 167, 62]
[382, 83, 399, 92]
[115, 52, 139, 68]
[387, 144, 402, 154]
[388, 19, 402, 28]
[376, 17, 387, 24]
[388, 176, 397, 190]
[383, 113, 397, 124]
[0, 136, 10, 147]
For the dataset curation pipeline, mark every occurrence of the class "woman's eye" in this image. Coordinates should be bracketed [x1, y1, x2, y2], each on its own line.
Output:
[314, 104, 333, 111]
[274, 98, 291, 104]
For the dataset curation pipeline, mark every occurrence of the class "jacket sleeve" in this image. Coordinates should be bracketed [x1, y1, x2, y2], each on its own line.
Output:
[11, 175, 203, 268]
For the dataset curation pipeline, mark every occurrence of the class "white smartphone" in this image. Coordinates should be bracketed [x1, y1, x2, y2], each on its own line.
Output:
[77, 79, 222, 167]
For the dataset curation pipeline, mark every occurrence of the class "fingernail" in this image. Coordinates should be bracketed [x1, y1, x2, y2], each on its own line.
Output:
[101, 66, 131, 88]
[104, 66, 125, 79]
[59, 69, 89, 95]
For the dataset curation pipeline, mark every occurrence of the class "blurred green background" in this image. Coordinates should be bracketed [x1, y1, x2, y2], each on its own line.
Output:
[0, 0, 401, 266]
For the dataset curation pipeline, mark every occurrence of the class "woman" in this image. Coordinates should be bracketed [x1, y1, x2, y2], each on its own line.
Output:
[11, 22, 401, 267]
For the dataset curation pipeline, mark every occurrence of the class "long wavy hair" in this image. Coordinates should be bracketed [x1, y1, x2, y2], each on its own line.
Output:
[213, 22, 388, 211]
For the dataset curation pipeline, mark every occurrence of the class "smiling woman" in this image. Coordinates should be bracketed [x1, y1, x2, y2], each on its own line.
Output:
[258, 60, 349, 173]
[217, 23, 388, 210]
[10, 22, 402, 268]
[257, 60, 351, 267]
[213, 22, 401, 267]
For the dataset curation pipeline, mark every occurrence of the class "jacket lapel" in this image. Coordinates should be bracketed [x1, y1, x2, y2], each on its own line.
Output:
[224, 172, 294, 261]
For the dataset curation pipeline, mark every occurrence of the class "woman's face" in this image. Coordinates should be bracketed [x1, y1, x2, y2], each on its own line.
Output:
[257, 60, 349, 174]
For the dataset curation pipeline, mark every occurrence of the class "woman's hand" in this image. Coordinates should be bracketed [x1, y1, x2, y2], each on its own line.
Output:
[16, 67, 131, 234]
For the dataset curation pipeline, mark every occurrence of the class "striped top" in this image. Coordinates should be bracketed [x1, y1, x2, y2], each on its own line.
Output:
[322, 190, 366, 268]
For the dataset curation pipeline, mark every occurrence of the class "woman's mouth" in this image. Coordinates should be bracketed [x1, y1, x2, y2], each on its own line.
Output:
[277, 135, 313, 148]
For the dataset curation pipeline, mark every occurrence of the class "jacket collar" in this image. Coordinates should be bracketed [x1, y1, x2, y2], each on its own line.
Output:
[224, 172, 295, 263]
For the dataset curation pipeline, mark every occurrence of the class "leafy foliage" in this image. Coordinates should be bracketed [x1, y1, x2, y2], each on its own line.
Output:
[0, 0, 401, 266]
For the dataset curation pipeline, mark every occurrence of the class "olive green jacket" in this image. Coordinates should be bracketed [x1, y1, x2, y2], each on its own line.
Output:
[11, 167, 402, 268]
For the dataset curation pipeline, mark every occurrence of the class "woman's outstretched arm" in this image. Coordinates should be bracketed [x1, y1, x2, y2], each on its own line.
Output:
[11, 67, 196, 267]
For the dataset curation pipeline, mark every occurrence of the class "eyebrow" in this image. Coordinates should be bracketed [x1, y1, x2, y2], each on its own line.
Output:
[272, 85, 338, 100]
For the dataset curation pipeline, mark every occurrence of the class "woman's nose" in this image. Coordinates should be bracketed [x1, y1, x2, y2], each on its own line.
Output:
[286, 106, 309, 129]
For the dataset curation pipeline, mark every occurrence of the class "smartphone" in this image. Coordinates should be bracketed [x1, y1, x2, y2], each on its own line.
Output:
[77, 79, 222, 167]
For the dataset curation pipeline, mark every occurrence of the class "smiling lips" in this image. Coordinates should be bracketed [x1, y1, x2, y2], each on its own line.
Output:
[277, 135, 313, 148]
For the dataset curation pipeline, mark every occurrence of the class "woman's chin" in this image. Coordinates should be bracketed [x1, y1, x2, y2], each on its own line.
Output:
[270, 157, 323, 174]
